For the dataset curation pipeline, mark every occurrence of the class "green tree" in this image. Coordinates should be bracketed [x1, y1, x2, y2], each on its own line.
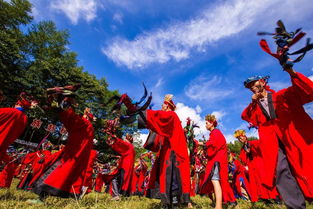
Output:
[0, 0, 139, 162]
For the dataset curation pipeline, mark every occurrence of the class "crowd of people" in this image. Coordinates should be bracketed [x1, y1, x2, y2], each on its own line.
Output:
[0, 63, 312, 209]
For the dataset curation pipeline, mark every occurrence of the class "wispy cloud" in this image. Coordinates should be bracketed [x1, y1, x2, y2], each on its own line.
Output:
[185, 75, 233, 102]
[113, 12, 123, 24]
[50, 0, 98, 24]
[103, 0, 271, 69]
[211, 111, 227, 121]
[103, 0, 304, 69]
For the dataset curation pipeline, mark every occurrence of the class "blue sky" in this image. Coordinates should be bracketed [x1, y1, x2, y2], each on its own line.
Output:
[29, 0, 313, 142]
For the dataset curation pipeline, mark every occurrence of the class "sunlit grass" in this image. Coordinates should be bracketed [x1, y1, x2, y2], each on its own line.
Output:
[1, 179, 313, 208]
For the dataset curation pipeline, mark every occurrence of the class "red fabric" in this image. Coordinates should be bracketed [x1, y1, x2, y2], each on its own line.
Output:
[146, 110, 191, 202]
[131, 160, 148, 194]
[259, 39, 279, 59]
[110, 137, 135, 194]
[81, 149, 97, 193]
[16, 152, 39, 189]
[242, 72, 313, 198]
[239, 140, 275, 202]
[28, 150, 52, 187]
[232, 159, 250, 198]
[0, 108, 27, 160]
[199, 129, 235, 203]
[0, 158, 18, 188]
[94, 173, 104, 192]
[42, 108, 94, 196]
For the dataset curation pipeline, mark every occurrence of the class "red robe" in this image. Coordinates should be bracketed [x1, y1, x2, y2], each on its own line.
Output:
[199, 129, 235, 203]
[28, 150, 52, 187]
[81, 149, 97, 193]
[94, 173, 104, 192]
[145, 110, 191, 204]
[0, 108, 27, 160]
[16, 152, 39, 190]
[239, 141, 278, 202]
[110, 137, 135, 195]
[34, 108, 94, 197]
[232, 159, 250, 199]
[0, 157, 19, 188]
[131, 160, 148, 195]
[242, 72, 313, 198]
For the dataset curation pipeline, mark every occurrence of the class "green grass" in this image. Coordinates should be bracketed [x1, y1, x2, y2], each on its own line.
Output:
[0, 179, 312, 209]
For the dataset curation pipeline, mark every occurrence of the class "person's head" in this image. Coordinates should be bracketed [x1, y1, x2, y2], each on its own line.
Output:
[244, 75, 270, 94]
[162, 94, 176, 111]
[15, 92, 37, 109]
[233, 129, 247, 144]
[205, 114, 217, 131]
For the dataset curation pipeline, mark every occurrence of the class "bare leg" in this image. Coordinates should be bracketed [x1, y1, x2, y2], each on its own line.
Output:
[212, 180, 222, 209]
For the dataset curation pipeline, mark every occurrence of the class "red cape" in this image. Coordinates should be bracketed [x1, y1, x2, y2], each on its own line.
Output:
[145, 110, 191, 204]
[242, 72, 313, 198]
[0, 108, 27, 160]
[110, 137, 135, 195]
[35, 108, 94, 197]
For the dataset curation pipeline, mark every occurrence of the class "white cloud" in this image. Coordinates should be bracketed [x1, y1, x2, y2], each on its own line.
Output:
[103, 0, 269, 69]
[185, 75, 233, 102]
[211, 111, 226, 121]
[175, 103, 229, 141]
[269, 81, 290, 90]
[309, 75, 313, 81]
[155, 78, 164, 88]
[113, 12, 123, 24]
[103, 0, 309, 69]
[195, 105, 202, 114]
[50, 0, 98, 24]
[175, 103, 207, 138]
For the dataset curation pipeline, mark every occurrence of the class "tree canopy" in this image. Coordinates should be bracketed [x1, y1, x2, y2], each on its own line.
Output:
[0, 0, 146, 162]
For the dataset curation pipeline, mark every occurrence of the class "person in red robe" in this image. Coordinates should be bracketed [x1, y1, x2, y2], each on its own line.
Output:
[138, 94, 192, 208]
[80, 149, 98, 197]
[104, 131, 135, 198]
[199, 114, 236, 209]
[0, 154, 19, 188]
[94, 163, 105, 193]
[0, 92, 36, 161]
[241, 65, 313, 209]
[234, 130, 278, 203]
[230, 156, 250, 200]
[131, 156, 148, 196]
[32, 106, 95, 199]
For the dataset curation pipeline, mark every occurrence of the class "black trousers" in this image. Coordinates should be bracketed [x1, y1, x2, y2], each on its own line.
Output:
[276, 146, 306, 209]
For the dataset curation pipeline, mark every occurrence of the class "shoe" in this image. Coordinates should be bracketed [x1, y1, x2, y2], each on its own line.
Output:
[110, 196, 121, 201]
[26, 199, 44, 204]
[172, 196, 178, 205]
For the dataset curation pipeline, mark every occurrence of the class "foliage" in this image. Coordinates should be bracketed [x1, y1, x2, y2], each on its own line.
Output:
[227, 140, 242, 155]
[0, 0, 142, 163]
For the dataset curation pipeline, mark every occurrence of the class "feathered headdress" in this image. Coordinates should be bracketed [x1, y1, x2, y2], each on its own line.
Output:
[205, 114, 217, 127]
[233, 129, 246, 138]
[164, 94, 176, 111]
